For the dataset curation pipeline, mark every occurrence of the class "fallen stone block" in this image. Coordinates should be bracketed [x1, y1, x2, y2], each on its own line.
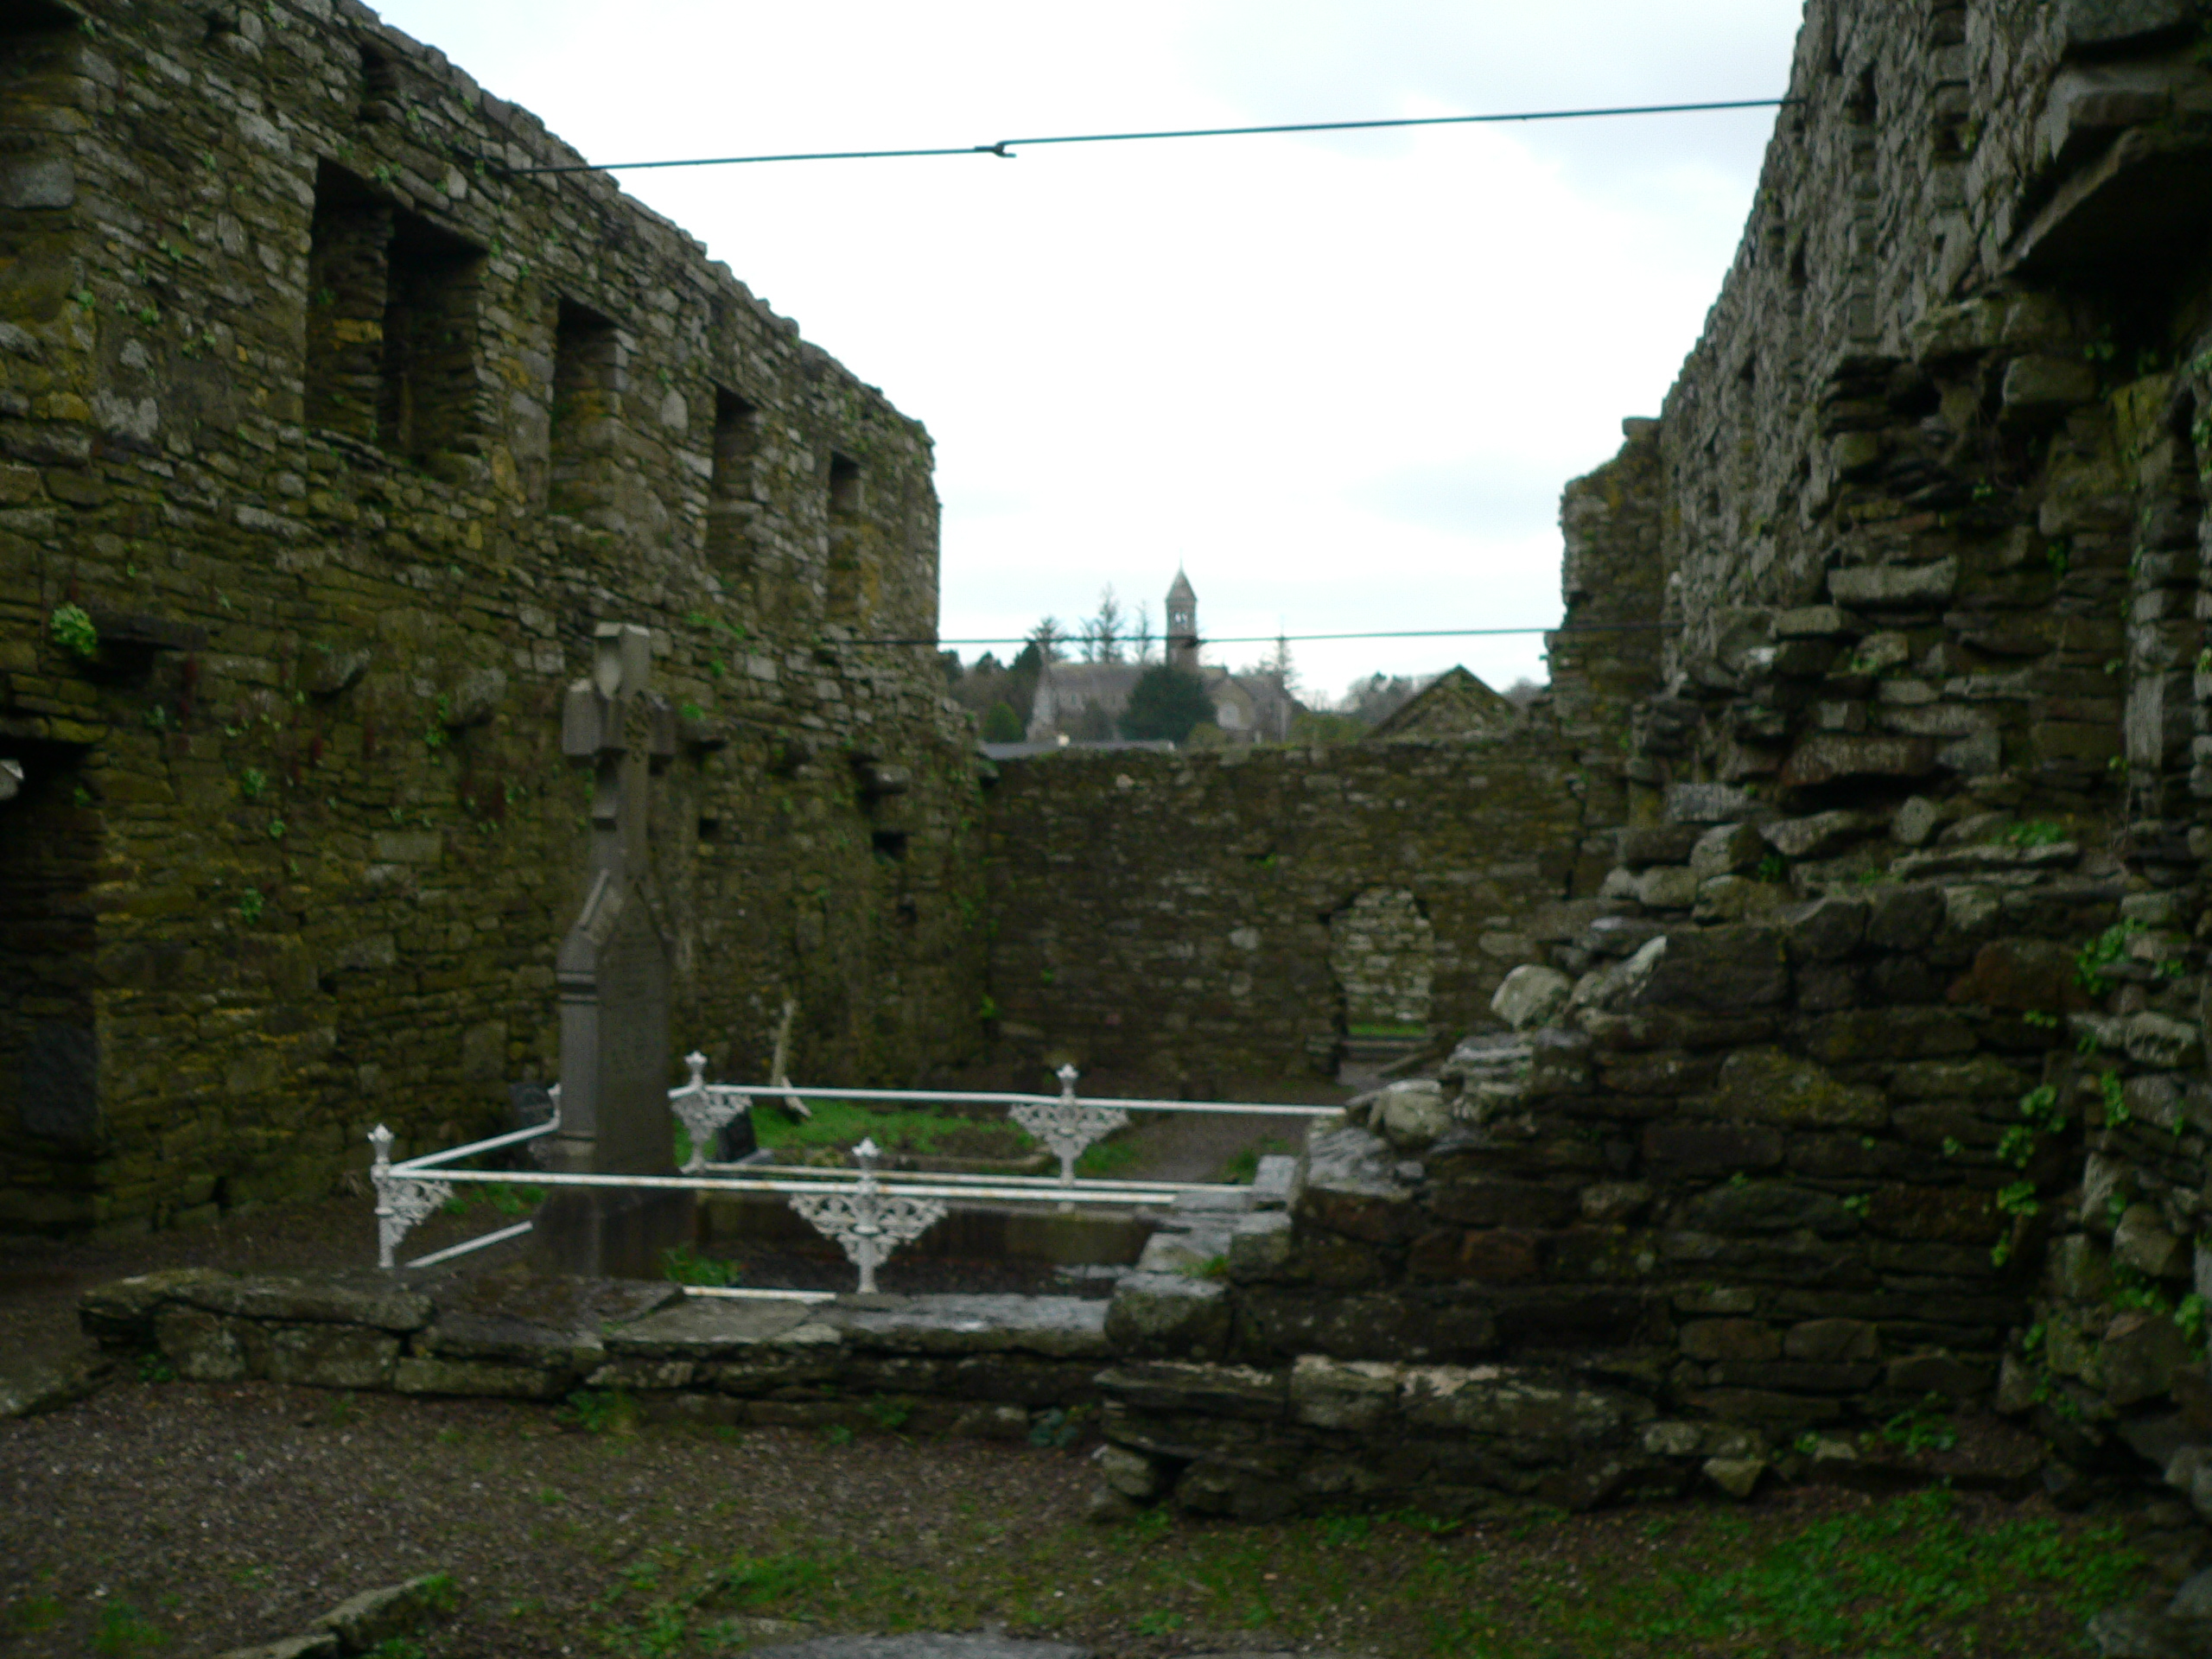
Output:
[209, 1637, 340, 1659]
[1702, 1456, 1765, 1499]
[0, 1344, 112, 1419]
[315, 1573, 457, 1654]
[1491, 963, 1572, 1030]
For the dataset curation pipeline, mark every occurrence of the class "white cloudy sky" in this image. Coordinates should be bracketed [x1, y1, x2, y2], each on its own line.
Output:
[372, 1, 1803, 702]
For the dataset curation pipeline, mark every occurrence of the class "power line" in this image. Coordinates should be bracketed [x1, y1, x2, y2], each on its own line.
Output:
[836, 623, 1672, 649]
[500, 98, 1794, 176]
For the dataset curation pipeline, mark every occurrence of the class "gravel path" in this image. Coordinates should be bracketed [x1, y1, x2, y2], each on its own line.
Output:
[0, 1376, 1103, 1658]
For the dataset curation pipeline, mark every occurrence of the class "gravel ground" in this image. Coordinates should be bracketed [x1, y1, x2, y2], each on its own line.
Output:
[0, 1377, 2158, 1659]
[0, 1376, 1106, 1658]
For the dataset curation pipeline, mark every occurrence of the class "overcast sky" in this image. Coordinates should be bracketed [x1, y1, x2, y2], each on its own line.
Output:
[372, 1, 1803, 702]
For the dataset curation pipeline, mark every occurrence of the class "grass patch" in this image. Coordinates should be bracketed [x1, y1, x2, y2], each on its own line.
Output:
[749, 1097, 1033, 1162]
[1219, 1134, 1297, 1185]
[573, 1486, 2143, 1658]
[440, 1182, 543, 1219]
[1074, 1134, 1141, 1179]
[91, 1600, 165, 1656]
[662, 1244, 738, 1287]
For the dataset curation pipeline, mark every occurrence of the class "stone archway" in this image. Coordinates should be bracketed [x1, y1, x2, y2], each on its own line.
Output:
[1327, 887, 1434, 1045]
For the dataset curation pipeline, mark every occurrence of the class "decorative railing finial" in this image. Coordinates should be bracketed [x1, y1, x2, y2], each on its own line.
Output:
[1018, 1065, 1127, 1186]
[785, 1138, 946, 1294]
[669, 1051, 749, 1173]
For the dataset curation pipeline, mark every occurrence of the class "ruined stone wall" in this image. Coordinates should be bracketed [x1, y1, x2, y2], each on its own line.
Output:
[980, 726, 1625, 1088]
[0, 0, 987, 1235]
[1371, 0, 2212, 1510]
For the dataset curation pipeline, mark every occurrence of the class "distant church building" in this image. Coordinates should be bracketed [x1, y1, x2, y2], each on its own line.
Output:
[1027, 571, 1298, 746]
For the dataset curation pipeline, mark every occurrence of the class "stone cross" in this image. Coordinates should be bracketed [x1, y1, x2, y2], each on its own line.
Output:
[536, 622, 690, 1277]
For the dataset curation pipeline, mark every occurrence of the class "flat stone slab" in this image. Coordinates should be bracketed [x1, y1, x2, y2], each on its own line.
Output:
[603, 1296, 818, 1359]
[420, 1274, 681, 1363]
[823, 1295, 1109, 1358]
[171, 1273, 435, 1332]
[754, 1639, 1091, 1659]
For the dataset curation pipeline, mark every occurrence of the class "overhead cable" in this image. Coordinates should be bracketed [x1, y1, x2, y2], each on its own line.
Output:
[500, 98, 1795, 176]
[836, 623, 1671, 650]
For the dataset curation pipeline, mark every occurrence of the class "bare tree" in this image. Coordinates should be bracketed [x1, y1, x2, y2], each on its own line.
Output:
[1078, 584, 1125, 664]
[1132, 601, 1157, 664]
[1028, 616, 1065, 664]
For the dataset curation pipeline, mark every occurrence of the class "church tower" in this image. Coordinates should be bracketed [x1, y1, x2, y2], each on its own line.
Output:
[1166, 568, 1198, 671]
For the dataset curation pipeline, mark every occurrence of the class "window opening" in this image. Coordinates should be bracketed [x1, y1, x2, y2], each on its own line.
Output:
[827, 452, 867, 620]
[304, 165, 391, 443]
[709, 388, 757, 570]
[829, 452, 863, 515]
[550, 300, 618, 518]
[304, 164, 482, 469]
[358, 43, 397, 123]
[0, 8, 84, 334]
[378, 213, 480, 470]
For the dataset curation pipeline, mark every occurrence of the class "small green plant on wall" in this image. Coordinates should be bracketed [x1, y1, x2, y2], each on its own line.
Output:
[48, 603, 98, 659]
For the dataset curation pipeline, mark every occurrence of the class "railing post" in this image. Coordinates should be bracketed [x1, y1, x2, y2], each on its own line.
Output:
[368, 1123, 451, 1272]
[1055, 1065, 1081, 1185]
[370, 1124, 397, 1270]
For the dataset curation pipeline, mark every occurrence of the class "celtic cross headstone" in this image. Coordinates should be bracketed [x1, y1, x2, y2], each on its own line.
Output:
[534, 622, 690, 1278]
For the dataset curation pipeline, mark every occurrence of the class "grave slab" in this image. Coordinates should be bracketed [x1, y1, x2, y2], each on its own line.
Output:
[603, 1296, 818, 1360]
[823, 1294, 1111, 1358]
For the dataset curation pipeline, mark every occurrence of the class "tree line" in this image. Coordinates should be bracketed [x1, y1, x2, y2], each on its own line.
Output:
[941, 600, 1539, 747]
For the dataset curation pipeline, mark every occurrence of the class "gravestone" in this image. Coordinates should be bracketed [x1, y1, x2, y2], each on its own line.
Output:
[534, 622, 692, 1278]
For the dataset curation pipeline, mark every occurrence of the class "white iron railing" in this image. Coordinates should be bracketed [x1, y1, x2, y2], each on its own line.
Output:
[368, 1060, 1337, 1287]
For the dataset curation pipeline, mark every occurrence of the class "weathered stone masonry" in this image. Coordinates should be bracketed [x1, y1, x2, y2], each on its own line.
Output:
[1239, 0, 2212, 1519]
[985, 0, 2212, 1531]
[980, 722, 1625, 1088]
[0, 0, 987, 1235]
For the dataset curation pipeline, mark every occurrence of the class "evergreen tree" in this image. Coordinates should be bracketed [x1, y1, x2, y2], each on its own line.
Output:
[1120, 664, 1215, 743]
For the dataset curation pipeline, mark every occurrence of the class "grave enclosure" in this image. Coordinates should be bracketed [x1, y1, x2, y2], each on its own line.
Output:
[17, 0, 2212, 1553]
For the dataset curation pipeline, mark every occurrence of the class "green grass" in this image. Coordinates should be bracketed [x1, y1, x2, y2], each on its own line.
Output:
[1074, 1135, 1141, 1178]
[569, 1486, 2143, 1659]
[1219, 1135, 1297, 1185]
[91, 1600, 165, 1656]
[747, 1098, 1030, 1160]
[744, 1096, 1140, 1176]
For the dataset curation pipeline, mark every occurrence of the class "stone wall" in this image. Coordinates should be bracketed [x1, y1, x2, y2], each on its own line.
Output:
[0, 0, 987, 1235]
[980, 722, 1630, 1087]
[1408, 0, 2212, 1510]
[86, 1263, 2010, 1520]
